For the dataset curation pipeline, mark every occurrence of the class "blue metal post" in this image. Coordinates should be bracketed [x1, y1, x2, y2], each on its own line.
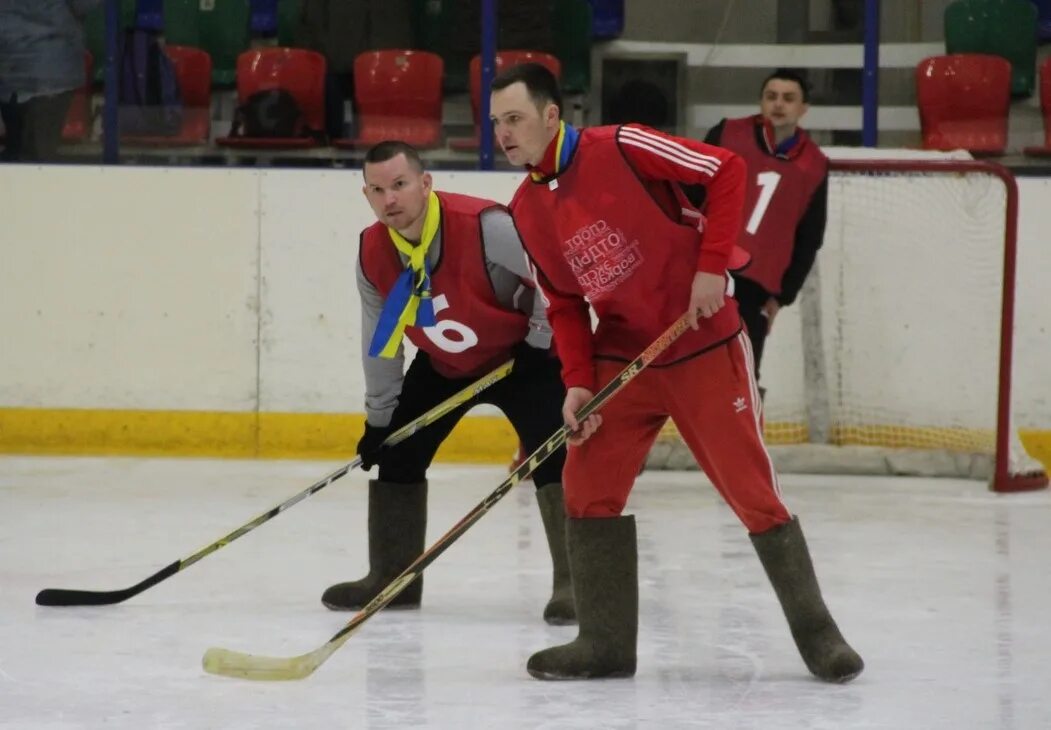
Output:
[862, 0, 880, 147]
[102, 0, 120, 163]
[478, 0, 498, 170]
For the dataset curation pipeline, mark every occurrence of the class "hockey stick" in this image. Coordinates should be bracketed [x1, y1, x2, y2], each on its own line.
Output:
[35, 360, 515, 607]
[202, 312, 692, 681]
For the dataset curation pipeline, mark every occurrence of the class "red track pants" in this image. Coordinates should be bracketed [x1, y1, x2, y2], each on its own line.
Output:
[563, 332, 791, 534]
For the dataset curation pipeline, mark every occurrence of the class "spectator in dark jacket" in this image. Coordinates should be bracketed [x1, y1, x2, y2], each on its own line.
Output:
[297, 0, 413, 139]
[0, 0, 101, 162]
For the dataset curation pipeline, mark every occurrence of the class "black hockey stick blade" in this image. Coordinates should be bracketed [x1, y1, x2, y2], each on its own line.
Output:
[36, 561, 180, 606]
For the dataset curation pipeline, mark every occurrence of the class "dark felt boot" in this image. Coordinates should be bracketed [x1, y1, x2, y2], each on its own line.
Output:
[751, 516, 864, 683]
[535, 483, 576, 625]
[321, 480, 427, 611]
[527, 516, 638, 680]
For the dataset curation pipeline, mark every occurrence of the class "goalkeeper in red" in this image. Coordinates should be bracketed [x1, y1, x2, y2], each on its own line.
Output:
[489, 63, 863, 682]
[684, 68, 829, 388]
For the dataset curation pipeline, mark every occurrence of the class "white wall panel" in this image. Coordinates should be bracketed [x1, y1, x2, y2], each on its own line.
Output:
[0, 166, 260, 410]
[257, 169, 365, 413]
[1013, 178, 1051, 428]
[0, 164, 1045, 433]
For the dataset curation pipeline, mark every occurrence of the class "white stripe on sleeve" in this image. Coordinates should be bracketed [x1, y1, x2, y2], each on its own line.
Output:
[622, 125, 724, 166]
[620, 126, 723, 174]
[619, 136, 720, 178]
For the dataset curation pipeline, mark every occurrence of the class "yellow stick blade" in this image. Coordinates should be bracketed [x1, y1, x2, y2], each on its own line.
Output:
[202, 646, 325, 681]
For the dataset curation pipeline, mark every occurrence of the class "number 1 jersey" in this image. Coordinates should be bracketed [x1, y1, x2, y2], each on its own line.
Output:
[719, 116, 827, 297]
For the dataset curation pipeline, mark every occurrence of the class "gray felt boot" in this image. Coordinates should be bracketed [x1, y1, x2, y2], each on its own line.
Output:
[751, 516, 864, 683]
[535, 482, 576, 625]
[527, 516, 637, 680]
[321, 480, 427, 611]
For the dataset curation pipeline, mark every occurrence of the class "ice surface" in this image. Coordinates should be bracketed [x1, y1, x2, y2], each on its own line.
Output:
[2, 456, 1049, 729]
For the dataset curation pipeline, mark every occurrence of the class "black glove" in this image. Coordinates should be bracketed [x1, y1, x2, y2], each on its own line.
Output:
[357, 423, 393, 470]
[511, 340, 556, 373]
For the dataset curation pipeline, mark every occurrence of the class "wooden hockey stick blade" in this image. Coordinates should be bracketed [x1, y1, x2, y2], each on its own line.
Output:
[202, 315, 691, 681]
[36, 360, 514, 607]
[202, 643, 338, 682]
[203, 572, 421, 680]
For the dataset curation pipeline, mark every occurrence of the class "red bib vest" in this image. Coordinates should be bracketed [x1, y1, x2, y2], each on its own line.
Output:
[511, 125, 741, 367]
[720, 116, 828, 295]
[360, 192, 528, 379]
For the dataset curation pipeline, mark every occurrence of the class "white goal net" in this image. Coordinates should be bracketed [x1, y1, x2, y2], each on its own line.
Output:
[646, 152, 1048, 492]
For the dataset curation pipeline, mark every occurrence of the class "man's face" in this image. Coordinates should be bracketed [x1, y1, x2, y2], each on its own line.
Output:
[362, 153, 432, 232]
[490, 81, 559, 167]
[760, 78, 808, 133]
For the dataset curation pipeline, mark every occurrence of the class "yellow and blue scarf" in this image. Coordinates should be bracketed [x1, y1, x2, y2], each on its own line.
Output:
[529, 121, 579, 181]
[368, 191, 441, 358]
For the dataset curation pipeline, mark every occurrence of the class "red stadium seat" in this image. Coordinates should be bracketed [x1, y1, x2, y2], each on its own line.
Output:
[450, 50, 562, 151]
[61, 51, 94, 142]
[915, 53, 1011, 154]
[1023, 56, 1051, 157]
[122, 45, 213, 146]
[217, 47, 327, 149]
[335, 50, 443, 149]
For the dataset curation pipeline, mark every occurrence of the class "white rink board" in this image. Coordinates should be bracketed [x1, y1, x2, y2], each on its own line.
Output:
[1012, 177, 1051, 428]
[256, 169, 364, 414]
[0, 162, 1047, 430]
[0, 166, 260, 411]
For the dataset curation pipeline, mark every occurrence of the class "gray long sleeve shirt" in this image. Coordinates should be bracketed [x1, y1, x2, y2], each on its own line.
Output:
[360, 207, 552, 426]
[0, 0, 101, 100]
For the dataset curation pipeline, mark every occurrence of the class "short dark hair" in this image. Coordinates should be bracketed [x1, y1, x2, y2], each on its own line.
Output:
[363, 140, 425, 173]
[490, 62, 563, 117]
[761, 69, 810, 103]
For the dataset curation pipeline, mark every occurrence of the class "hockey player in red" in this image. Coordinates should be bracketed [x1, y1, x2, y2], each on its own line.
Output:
[321, 141, 574, 626]
[490, 64, 863, 682]
[684, 69, 829, 386]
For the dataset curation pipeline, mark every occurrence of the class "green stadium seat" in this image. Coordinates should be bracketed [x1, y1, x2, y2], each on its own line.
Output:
[416, 1, 579, 95]
[551, 0, 592, 94]
[162, 0, 203, 49]
[277, 0, 302, 47]
[164, 0, 249, 85]
[199, 0, 251, 85]
[945, 0, 1038, 97]
[413, 0, 469, 92]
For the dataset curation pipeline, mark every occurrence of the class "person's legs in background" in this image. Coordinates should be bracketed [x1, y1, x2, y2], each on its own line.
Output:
[732, 275, 771, 385]
[1, 93, 24, 162]
[324, 72, 356, 140]
[15, 91, 74, 162]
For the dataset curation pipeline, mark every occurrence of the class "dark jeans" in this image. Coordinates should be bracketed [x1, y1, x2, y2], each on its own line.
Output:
[378, 351, 567, 488]
[733, 275, 772, 382]
[0, 91, 74, 162]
